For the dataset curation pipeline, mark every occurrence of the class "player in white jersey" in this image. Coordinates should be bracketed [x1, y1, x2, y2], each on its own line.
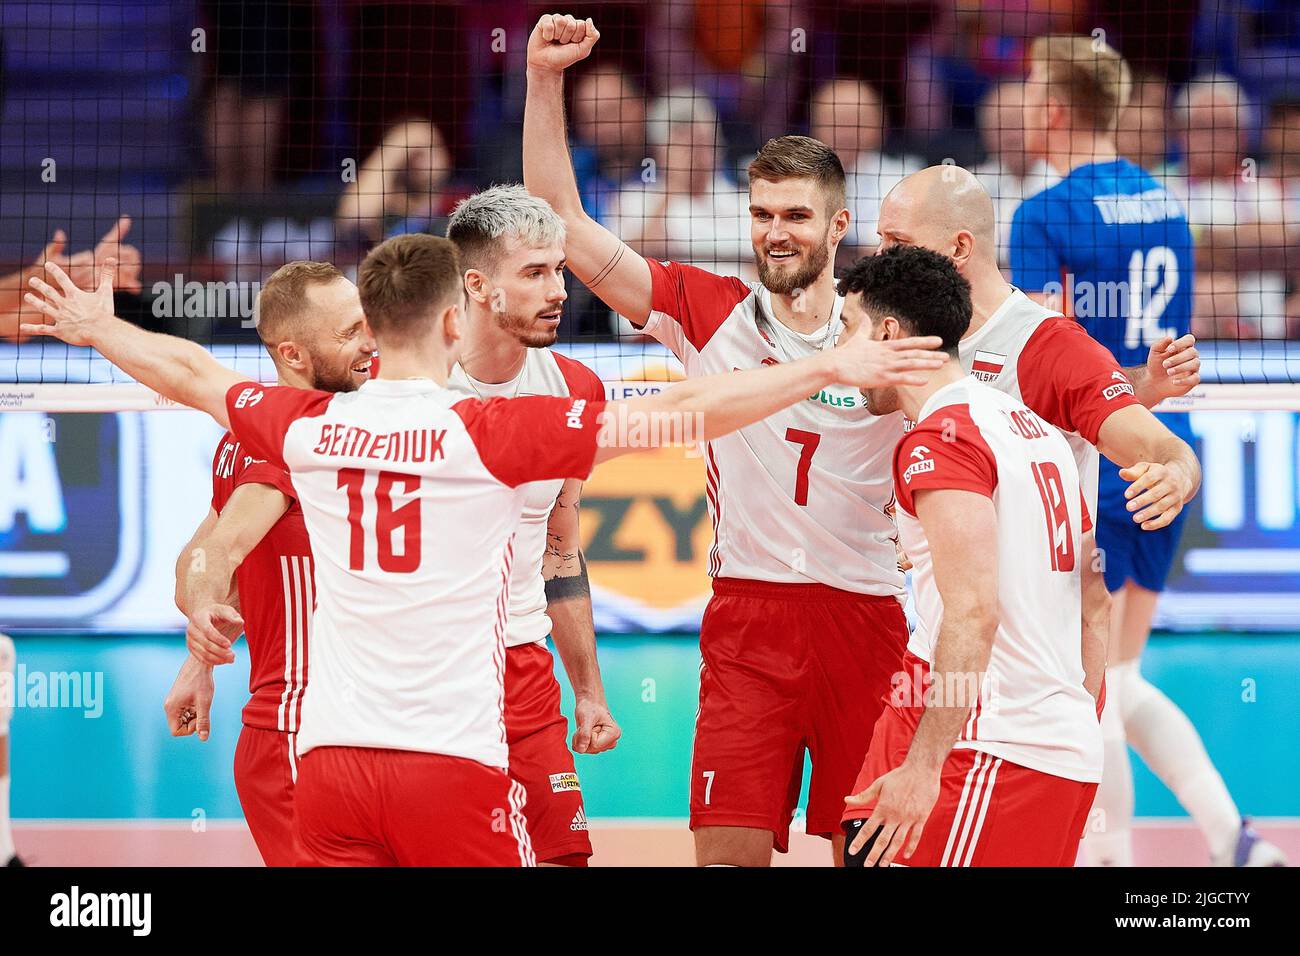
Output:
[526, 13, 912, 866]
[445, 185, 616, 865]
[839, 246, 1103, 867]
[24, 234, 947, 866]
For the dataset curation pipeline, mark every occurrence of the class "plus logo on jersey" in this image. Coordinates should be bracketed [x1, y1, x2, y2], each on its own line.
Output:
[566, 399, 588, 429]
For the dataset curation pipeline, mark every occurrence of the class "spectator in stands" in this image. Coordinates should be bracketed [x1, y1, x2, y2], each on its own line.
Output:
[1117, 73, 1177, 176]
[647, 0, 804, 155]
[1168, 74, 1291, 339]
[905, 0, 1085, 142]
[570, 63, 648, 222]
[204, 0, 295, 194]
[604, 88, 751, 281]
[335, 120, 454, 250]
[1, 218, 142, 340]
[810, 78, 923, 258]
[1262, 96, 1300, 335]
[972, 79, 1058, 265]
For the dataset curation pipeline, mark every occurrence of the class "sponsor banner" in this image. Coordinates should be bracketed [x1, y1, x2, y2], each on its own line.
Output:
[2, 405, 1300, 632]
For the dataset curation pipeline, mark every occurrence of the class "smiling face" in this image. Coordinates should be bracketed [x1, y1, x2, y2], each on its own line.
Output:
[749, 176, 845, 295]
[479, 236, 568, 348]
[297, 277, 376, 391]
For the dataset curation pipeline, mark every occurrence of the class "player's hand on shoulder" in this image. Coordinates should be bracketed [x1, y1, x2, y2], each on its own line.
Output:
[1120, 461, 1190, 531]
[1147, 333, 1201, 400]
[844, 763, 940, 867]
[832, 327, 947, 389]
[572, 696, 620, 754]
[527, 14, 600, 73]
[21, 258, 119, 345]
[186, 603, 244, 667]
[163, 655, 216, 741]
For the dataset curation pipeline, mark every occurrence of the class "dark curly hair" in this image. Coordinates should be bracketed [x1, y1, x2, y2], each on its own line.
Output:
[837, 245, 972, 356]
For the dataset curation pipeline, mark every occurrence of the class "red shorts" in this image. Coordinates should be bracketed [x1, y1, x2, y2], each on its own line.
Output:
[233, 725, 300, 867]
[293, 746, 534, 867]
[843, 655, 1098, 867]
[690, 578, 909, 852]
[505, 642, 591, 865]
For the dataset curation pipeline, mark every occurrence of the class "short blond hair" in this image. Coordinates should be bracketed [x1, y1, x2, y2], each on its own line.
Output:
[1029, 34, 1132, 133]
[256, 260, 345, 348]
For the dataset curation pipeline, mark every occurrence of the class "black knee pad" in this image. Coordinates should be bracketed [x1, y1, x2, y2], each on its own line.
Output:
[842, 818, 884, 868]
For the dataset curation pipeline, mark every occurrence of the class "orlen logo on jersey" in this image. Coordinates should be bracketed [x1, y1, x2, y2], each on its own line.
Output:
[1102, 372, 1135, 401]
[903, 445, 935, 484]
[566, 399, 587, 429]
[233, 386, 264, 409]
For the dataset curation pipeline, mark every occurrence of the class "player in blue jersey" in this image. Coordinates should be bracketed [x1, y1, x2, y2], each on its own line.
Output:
[1011, 34, 1285, 867]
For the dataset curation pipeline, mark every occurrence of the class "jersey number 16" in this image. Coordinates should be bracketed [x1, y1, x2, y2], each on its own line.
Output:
[338, 468, 423, 573]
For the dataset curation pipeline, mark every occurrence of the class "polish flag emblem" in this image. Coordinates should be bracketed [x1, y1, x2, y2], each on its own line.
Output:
[971, 350, 1006, 381]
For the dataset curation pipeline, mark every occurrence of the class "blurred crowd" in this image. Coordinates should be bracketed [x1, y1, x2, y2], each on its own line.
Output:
[6, 0, 1298, 341]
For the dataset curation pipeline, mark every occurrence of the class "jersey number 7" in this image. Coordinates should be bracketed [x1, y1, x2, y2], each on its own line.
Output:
[338, 468, 423, 573]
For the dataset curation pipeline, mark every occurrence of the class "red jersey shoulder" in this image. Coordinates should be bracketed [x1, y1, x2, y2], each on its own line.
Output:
[225, 382, 334, 470]
[1016, 316, 1139, 443]
[452, 394, 603, 488]
[892, 404, 998, 515]
[552, 352, 606, 404]
[210, 431, 298, 513]
[645, 258, 752, 352]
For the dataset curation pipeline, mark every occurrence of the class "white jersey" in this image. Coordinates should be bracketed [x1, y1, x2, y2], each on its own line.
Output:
[447, 349, 604, 648]
[895, 377, 1102, 782]
[957, 289, 1142, 516]
[642, 259, 903, 597]
[224, 378, 603, 769]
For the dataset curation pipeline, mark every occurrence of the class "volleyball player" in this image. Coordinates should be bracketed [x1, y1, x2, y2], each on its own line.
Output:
[840, 247, 1102, 867]
[525, 11, 916, 868]
[165, 261, 375, 866]
[445, 184, 618, 865]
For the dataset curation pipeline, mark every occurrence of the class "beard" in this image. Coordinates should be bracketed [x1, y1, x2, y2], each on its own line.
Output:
[494, 307, 560, 349]
[755, 234, 831, 296]
[308, 349, 363, 393]
[862, 385, 899, 417]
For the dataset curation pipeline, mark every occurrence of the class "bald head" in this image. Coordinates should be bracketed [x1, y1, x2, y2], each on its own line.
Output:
[877, 165, 997, 266]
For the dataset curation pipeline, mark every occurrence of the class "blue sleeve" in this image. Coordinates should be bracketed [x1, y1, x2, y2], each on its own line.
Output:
[1009, 194, 1065, 293]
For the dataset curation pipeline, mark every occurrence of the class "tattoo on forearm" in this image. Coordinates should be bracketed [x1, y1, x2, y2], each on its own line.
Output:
[545, 552, 591, 601]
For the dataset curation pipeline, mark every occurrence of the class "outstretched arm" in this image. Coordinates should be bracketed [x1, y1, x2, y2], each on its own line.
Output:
[524, 14, 655, 325]
[593, 331, 947, 463]
[23, 260, 243, 427]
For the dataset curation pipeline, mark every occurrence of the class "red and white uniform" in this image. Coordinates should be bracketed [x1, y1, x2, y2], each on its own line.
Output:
[642, 260, 909, 850]
[957, 289, 1143, 511]
[209, 433, 311, 867]
[446, 349, 604, 864]
[844, 377, 1103, 865]
[223, 378, 604, 866]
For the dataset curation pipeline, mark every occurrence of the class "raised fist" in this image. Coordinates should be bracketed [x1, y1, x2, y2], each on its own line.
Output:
[527, 14, 600, 73]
